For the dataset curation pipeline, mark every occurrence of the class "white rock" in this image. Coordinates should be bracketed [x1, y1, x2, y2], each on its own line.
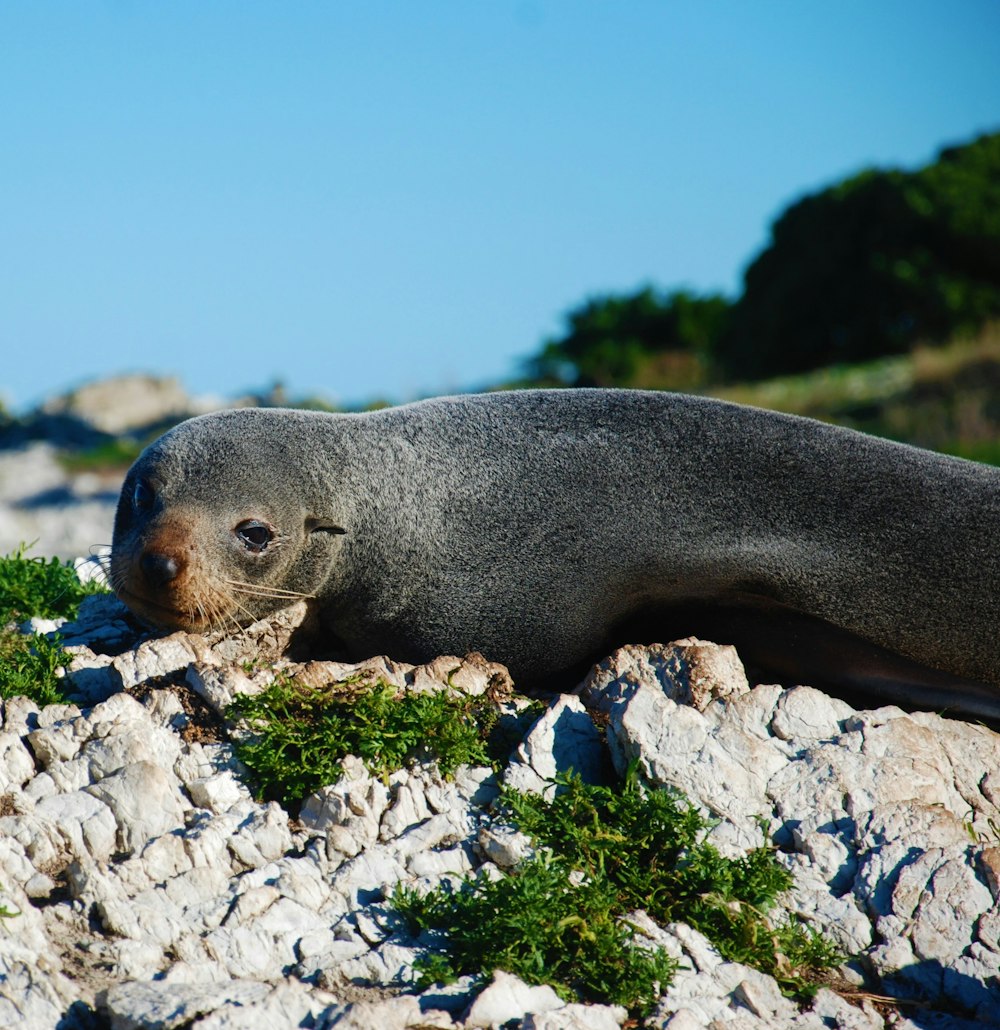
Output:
[33, 789, 118, 861]
[186, 662, 258, 713]
[408, 650, 515, 698]
[187, 772, 248, 813]
[608, 681, 784, 825]
[98, 978, 272, 1028]
[807, 988, 884, 1030]
[659, 1010, 706, 1030]
[579, 640, 750, 714]
[731, 968, 798, 1020]
[524, 1002, 629, 1029]
[439, 763, 500, 809]
[407, 843, 475, 878]
[465, 969, 565, 1027]
[335, 994, 455, 1030]
[381, 778, 434, 839]
[478, 824, 534, 869]
[3, 605, 1000, 1028]
[894, 850, 993, 964]
[73, 549, 110, 587]
[26, 718, 81, 766]
[392, 811, 471, 862]
[21, 770, 58, 802]
[188, 979, 345, 1029]
[113, 633, 214, 689]
[41, 373, 197, 434]
[109, 937, 167, 979]
[0, 959, 81, 1030]
[329, 940, 422, 989]
[1, 694, 41, 734]
[770, 685, 854, 741]
[85, 760, 186, 854]
[505, 694, 606, 796]
[330, 845, 409, 908]
[0, 731, 36, 789]
[300, 767, 390, 855]
[22, 615, 64, 634]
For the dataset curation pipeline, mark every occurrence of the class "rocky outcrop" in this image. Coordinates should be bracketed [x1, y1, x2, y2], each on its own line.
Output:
[1, 590, 998, 1029]
[37, 376, 204, 438]
[0, 375, 239, 559]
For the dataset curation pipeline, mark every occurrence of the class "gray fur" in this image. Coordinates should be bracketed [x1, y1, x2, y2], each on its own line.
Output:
[112, 389, 1000, 718]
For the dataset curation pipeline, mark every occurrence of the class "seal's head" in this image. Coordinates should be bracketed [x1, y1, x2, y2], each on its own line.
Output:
[110, 409, 347, 634]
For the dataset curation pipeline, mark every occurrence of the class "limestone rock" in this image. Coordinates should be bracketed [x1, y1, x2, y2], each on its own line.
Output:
[3, 586, 1000, 1029]
[464, 970, 564, 1027]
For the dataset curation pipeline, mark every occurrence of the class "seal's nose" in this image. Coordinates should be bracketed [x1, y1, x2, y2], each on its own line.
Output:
[140, 552, 180, 587]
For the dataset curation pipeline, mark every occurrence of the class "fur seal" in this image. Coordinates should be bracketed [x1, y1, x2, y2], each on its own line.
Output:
[110, 389, 1000, 719]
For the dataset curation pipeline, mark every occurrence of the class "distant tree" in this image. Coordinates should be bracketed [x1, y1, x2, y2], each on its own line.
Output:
[524, 287, 732, 389]
[717, 132, 1000, 379]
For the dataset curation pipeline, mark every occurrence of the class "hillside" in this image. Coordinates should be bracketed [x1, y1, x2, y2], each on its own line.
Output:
[712, 321, 1000, 464]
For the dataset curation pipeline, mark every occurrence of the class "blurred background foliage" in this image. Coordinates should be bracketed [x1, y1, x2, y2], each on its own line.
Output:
[513, 131, 1000, 463]
[521, 132, 1000, 391]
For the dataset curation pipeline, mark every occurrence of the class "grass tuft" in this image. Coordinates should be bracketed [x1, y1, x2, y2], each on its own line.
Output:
[0, 544, 106, 625]
[0, 632, 75, 706]
[394, 768, 841, 1013]
[0, 545, 107, 706]
[228, 677, 494, 804]
[396, 851, 678, 1012]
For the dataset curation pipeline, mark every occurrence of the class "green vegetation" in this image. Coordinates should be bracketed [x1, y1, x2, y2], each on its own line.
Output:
[0, 546, 105, 624]
[0, 546, 107, 706]
[229, 678, 496, 804]
[395, 769, 840, 1013]
[524, 287, 730, 390]
[397, 849, 678, 1013]
[0, 890, 20, 923]
[721, 132, 1000, 380]
[713, 321, 1000, 460]
[57, 437, 145, 474]
[521, 131, 1000, 391]
[0, 632, 75, 707]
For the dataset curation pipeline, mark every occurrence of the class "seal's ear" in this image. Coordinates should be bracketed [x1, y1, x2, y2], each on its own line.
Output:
[306, 517, 347, 536]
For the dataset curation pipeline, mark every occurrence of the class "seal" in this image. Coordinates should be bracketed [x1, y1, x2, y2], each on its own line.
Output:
[110, 389, 1000, 719]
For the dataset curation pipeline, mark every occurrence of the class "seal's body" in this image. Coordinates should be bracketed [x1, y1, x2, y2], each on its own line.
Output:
[111, 389, 1000, 719]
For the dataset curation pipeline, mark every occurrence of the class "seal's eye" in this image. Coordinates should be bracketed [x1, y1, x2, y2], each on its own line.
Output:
[236, 520, 273, 554]
[133, 479, 155, 513]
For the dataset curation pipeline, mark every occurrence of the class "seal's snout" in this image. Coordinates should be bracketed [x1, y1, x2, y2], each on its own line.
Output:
[140, 551, 182, 588]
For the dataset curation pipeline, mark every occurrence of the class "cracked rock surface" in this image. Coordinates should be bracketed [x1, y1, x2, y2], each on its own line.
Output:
[1, 596, 999, 1029]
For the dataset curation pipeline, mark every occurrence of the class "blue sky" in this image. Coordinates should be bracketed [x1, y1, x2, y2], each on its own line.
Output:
[2, 2, 998, 411]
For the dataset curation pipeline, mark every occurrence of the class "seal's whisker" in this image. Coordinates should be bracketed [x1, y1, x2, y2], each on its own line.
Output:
[210, 585, 258, 627]
[199, 589, 226, 625]
[204, 593, 244, 637]
[227, 585, 314, 600]
[91, 551, 113, 570]
[223, 581, 316, 600]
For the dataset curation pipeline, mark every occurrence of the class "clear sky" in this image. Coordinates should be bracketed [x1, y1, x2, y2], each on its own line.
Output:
[2, 2, 998, 412]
